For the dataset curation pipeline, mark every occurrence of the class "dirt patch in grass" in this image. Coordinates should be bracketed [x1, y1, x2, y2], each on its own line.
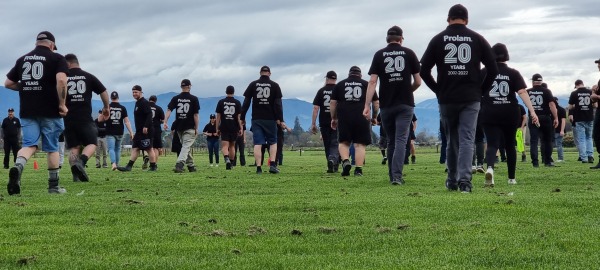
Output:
[17, 256, 36, 266]
[318, 227, 337, 234]
[248, 225, 267, 236]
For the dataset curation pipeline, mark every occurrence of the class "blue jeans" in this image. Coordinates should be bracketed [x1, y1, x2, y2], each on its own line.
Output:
[207, 138, 219, 164]
[106, 135, 123, 166]
[554, 133, 564, 161]
[575, 121, 593, 160]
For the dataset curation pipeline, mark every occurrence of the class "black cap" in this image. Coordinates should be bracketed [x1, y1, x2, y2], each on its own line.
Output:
[574, 79, 584, 88]
[8, 108, 14, 112]
[492, 43, 509, 62]
[36, 31, 57, 50]
[149, 95, 157, 102]
[387, 26, 403, 36]
[532, 74, 543, 82]
[210, 114, 216, 119]
[132, 85, 142, 91]
[111, 91, 119, 99]
[595, 59, 600, 64]
[260, 66, 271, 72]
[448, 4, 468, 20]
[181, 79, 191, 87]
[349, 66, 361, 75]
[226, 85, 235, 94]
[326, 71, 337, 79]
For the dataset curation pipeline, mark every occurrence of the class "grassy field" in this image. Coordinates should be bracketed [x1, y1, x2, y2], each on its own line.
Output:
[1, 147, 599, 269]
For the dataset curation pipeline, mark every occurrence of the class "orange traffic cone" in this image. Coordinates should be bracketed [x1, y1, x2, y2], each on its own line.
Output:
[33, 160, 39, 170]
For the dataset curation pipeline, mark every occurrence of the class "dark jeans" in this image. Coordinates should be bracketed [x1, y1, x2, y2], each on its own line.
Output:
[234, 136, 246, 166]
[3, 138, 20, 168]
[380, 104, 414, 181]
[320, 125, 339, 165]
[439, 121, 447, 164]
[207, 138, 219, 164]
[529, 115, 553, 165]
[472, 123, 485, 166]
[594, 110, 600, 156]
[484, 124, 517, 179]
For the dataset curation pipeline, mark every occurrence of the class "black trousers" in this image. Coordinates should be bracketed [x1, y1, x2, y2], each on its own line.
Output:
[484, 124, 517, 179]
[234, 136, 246, 166]
[593, 110, 600, 156]
[3, 138, 20, 168]
[529, 115, 554, 165]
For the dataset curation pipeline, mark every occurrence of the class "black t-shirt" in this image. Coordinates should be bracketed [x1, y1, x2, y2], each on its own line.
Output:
[215, 96, 241, 133]
[368, 43, 420, 108]
[167, 92, 200, 131]
[150, 102, 165, 130]
[133, 97, 152, 132]
[6, 46, 69, 118]
[203, 122, 219, 139]
[242, 75, 283, 121]
[480, 63, 527, 125]
[65, 68, 106, 122]
[332, 75, 370, 118]
[105, 102, 128, 136]
[312, 84, 335, 127]
[568, 87, 594, 122]
[420, 24, 498, 104]
[1, 117, 21, 138]
[526, 85, 554, 116]
[95, 118, 107, 137]
[555, 104, 566, 133]
[518, 105, 526, 127]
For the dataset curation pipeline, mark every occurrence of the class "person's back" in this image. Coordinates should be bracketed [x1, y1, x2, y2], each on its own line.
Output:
[569, 80, 594, 163]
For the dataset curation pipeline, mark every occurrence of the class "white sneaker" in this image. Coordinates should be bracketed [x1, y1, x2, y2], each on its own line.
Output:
[215, 164, 219, 167]
[210, 163, 214, 167]
[557, 160, 564, 163]
[476, 165, 485, 173]
[484, 167, 494, 187]
[471, 166, 477, 173]
[508, 179, 517, 185]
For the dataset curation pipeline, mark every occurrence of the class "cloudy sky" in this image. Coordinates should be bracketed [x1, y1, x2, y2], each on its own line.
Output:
[2, 0, 599, 103]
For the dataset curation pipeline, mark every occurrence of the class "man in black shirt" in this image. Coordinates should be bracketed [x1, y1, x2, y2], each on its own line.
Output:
[164, 79, 200, 173]
[527, 74, 558, 167]
[102, 91, 134, 170]
[95, 110, 108, 168]
[420, 5, 498, 193]
[331, 66, 376, 177]
[64, 54, 110, 182]
[241, 66, 287, 174]
[4, 31, 69, 195]
[148, 95, 165, 166]
[215, 85, 243, 170]
[118, 85, 156, 172]
[554, 98, 566, 162]
[311, 70, 340, 173]
[590, 59, 600, 169]
[569, 80, 594, 163]
[2, 108, 21, 169]
[364, 25, 421, 184]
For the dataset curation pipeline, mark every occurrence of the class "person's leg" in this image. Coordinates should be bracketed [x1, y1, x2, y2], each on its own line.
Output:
[101, 138, 108, 167]
[381, 105, 412, 182]
[321, 126, 333, 170]
[353, 143, 366, 174]
[575, 124, 587, 161]
[456, 102, 480, 191]
[39, 118, 65, 193]
[439, 121, 447, 164]
[338, 141, 352, 176]
[529, 119, 540, 166]
[502, 124, 517, 180]
[253, 144, 264, 167]
[114, 136, 123, 167]
[238, 138, 246, 166]
[554, 133, 564, 161]
[584, 122, 594, 161]
[276, 134, 284, 166]
[95, 139, 102, 167]
[483, 125, 501, 169]
[4, 141, 10, 168]
[440, 105, 459, 190]
[106, 135, 117, 169]
[540, 117, 554, 165]
[213, 140, 220, 165]
[58, 141, 65, 168]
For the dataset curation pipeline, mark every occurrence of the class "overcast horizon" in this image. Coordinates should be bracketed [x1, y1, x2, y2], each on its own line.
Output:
[1, 0, 599, 103]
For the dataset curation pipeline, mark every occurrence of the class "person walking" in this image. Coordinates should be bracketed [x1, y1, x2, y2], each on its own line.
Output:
[363, 25, 421, 184]
[2, 108, 21, 169]
[164, 79, 200, 173]
[527, 74, 559, 167]
[420, 4, 499, 192]
[554, 97, 566, 162]
[148, 95, 165, 166]
[63, 53, 110, 182]
[95, 110, 108, 168]
[4, 31, 69, 194]
[215, 85, 243, 170]
[240, 66, 287, 174]
[569, 80, 594, 164]
[591, 59, 600, 169]
[103, 91, 134, 170]
[311, 70, 340, 173]
[203, 114, 220, 167]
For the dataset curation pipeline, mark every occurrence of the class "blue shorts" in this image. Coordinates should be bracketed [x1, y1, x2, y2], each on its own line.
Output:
[251, 119, 277, 145]
[21, 117, 65, 152]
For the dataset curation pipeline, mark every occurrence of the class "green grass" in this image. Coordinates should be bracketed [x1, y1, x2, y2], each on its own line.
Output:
[1, 148, 599, 269]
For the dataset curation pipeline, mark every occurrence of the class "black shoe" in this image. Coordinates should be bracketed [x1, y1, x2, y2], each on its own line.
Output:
[142, 156, 149, 170]
[341, 161, 352, 176]
[532, 162, 539, 168]
[256, 166, 262, 174]
[3, 166, 8, 169]
[327, 159, 334, 173]
[381, 157, 387, 165]
[71, 162, 90, 182]
[590, 162, 600, 169]
[147, 166, 158, 172]
[545, 163, 556, 167]
[411, 155, 416, 164]
[7, 165, 22, 195]
[459, 182, 472, 193]
[116, 166, 132, 172]
[578, 157, 583, 161]
[391, 178, 405, 185]
[521, 153, 526, 162]
[269, 165, 280, 174]
[589, 156, 595, 163]
[445, 179, 458, 191]
[333, 164, 339, 173]
[173, 162, 184, 173]
[188, 166, 197, 172]
[96, 164, 101, 168]
[226, 162, 232, 170]
[354, 169, 363, 176]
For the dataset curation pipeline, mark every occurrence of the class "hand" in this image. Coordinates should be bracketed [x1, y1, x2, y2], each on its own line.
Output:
[310, 124, 317, 134]
[163, 123, 168, 131]
[102, 107, 109, 117]
[371, 118, 377, 126]
[143, 127, 148, 134]
[331, 119, 338, 130]
[59, 104, 68, 117]
[560, 131, 564, 136]
[362, 107, 371, 120]
[130, 134, 134, 140]
[531, 114, 539, 127]
[238, 130, 243, 136]
[553, 119, 558, 128]
[195, 129, 198, 136]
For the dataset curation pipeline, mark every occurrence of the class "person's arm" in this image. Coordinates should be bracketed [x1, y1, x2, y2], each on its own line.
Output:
[56, 72, 68, 117]
[194, 113, 199, 135]
[517, 89, 539, 126]
[240, 96, 251, 122]
[124, 117, 134, 139]
[413, 120, 418, 131]
[330, 100, 338, 130]
[4, 79, 19, 91]
[412, 72, 422, 92]
[363, 74, 378, 119]
[371, 100, 379, 125]
[560, 116, 566, 136]
[549, 101, 558, 128]
[163, 110, 171, 130]
[419, 43, 438, 93]
[311, 105, 319, 134]
[216, 114, 222, 135]
[143, 105, 152, 134]
[99, 91, 110, 117]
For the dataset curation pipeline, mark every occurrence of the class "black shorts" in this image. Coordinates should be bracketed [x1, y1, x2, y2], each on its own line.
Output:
[221, 131, 238, 142]
[152, 129, 163, 148]
[338, 115, 372, 145]
[132, 132, 153, 150]
[64, 120, 98, 149]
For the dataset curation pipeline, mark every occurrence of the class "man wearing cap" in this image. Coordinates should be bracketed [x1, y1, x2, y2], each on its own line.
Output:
[215, 85, 243, 170]
[164, 79, 200, 173]
[203, 114, 220, 167]
[241, 66, 287, 174]
[64, 53, 110, 182]
[553, 97, 567, 163]
[117, 85, 156, 172]
[2, 108, 21, 169]
[311, 70, 340, 173]
[363, 25, 421, 185]
[102, 91, 134, 170]
[95, 110, 108, 168]
[569, 80, 594, 163]
[420, 4, 498, 193]
[331, 66, 377, 177]
[591, 59, 600, 169]
[4, 31, 69, 195]
[148, 95, 165, 166]
[527, 74, 559, 167]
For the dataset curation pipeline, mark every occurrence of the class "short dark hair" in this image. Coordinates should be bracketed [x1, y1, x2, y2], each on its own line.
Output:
[386, 35, 402, 43]
[149, 95, 157, 102]
[64, 53, 79, 64]
[226, 85, 235, 95]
